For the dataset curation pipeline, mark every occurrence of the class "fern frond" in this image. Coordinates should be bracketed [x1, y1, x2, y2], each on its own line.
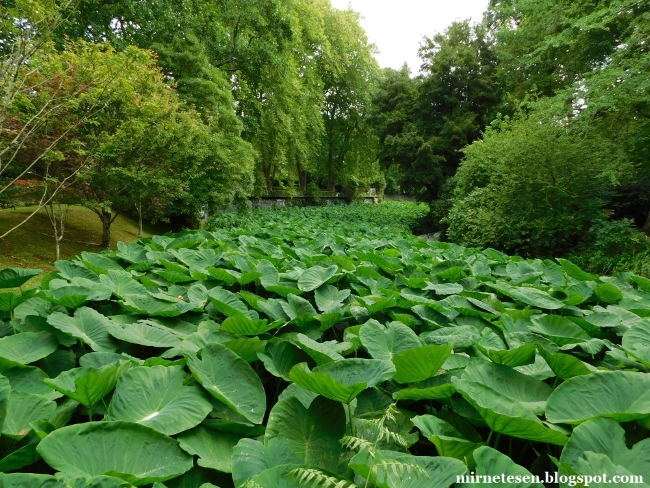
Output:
[289, 468, 358, 488]
[372, 459, 430, 482]
[377, 428, 409, 448]
[241, 480, 265, 488]
[341, 435, 373, 453]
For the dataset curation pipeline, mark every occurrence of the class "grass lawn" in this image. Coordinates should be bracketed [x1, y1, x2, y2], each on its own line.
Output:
[0, 205, 169, 287]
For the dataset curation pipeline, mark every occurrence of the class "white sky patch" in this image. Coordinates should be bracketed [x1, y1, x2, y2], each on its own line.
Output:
[329, 0, 489, 74]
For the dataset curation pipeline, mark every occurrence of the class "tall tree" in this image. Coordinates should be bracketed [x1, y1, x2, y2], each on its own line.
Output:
[317, 7, 378, 191]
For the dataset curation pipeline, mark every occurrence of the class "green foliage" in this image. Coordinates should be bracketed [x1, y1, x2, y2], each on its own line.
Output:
[0, 202, 650, 485]
[568, 218, 650, 277]
[446, 106, 628, 256]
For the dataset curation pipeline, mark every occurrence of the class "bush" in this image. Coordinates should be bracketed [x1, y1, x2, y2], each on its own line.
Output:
[569, 217, 650, 276]
[445, 109, 628, 257]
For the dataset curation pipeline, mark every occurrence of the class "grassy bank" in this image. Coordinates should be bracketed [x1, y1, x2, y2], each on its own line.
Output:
[0, 205, 168, 284]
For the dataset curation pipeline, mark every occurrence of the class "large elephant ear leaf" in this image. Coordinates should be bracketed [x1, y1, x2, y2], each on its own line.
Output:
[60, 475, 136, 488]
[45, 361, 131, 409]
[2, 391, 56, 438]
[289, 359, 395, 404]
[36, 421, 193, 486]
[232, 438, 301, 487]
[456, 446, 544, 488]
[47, 307, 119, 352]
[177, 427, 243, 473]
[412, 414, 484, 464]
[0, 473, 59, 487]
[265, 396, 345, 472]
[392, 344, 451, 384]
[359, 320, 421, 360]
[451, 363, 568, 446]
[0, 268, 41, 289]
[297, 265, 338, 292]
[546, 371, 650, 424]
[0, 332, 58, 365]
[107, 365, 212, 435]
[0, 374, 9, 431]
[186, 343, 266, 424]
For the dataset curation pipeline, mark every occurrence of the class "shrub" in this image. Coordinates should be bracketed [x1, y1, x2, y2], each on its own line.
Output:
[445, 110, 628, 257]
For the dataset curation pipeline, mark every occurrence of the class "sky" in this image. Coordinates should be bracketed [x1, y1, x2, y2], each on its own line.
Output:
[328, 0, 490, 74]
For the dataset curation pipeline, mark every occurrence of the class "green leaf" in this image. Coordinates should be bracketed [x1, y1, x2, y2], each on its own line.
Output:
[0, 332, 58, 365]
[412, 415, 483, 463]
[424, 283, 464, 295]
[99, 271, 147, 299]
[232, 438, 301, 487]
[546, 371, 650, 424]
[258, 341, 311, 382]
[314, 284, 350, 312]
[80, 253, 124, 275]
[556, 259, 595, 281]
[280, 294, 317, 322]
[0, 268, 41, 289]
[0, 289, 38, 312]
[289, 359, 395, 404]
[107, 366, 212, 435]
[559, 418, 650, 479]
[220, 315, 277, 336]
[452, 362, 566, 445]
[2, 367, 61, 400]
[393, 372, 459, 401]
[61, 475, 137, 488]
[298, 265, 338, 292]
[186, 343, 266, 424]
[0, 375, 11, 428]
[0, 473, 59, 487]
[487, 282, 564, 310]
[206, 287, 248, 317]
[2, 391, 56, 438]
[288, 333, 344, 365]
[222, 337, 266, 363]
[359, 320, 422, 360]
[36, 421, 193, 486]
[530, 315, 590, 346]
[47, 307, 119, 352]
[121, 295, 186, 317]
[392, 344, 451, 384]
[594, 283, 623, 304]
[622, 322, 650, 367]
[421, 325, 479, 349]
[107, 322, 182, 348]
[484, 343, 537, 368]
[178, 427, 242, 472]
[265, 396, 345, 472]
[575, 453, 650, 488]
[456, 446, 544, 487]
[349, 448, 466, 488]
[537, 347, 593, 380]
[45, 361, 131, 409]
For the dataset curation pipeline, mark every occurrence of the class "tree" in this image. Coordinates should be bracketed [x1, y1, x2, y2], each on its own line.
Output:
[316, 6, 378, 192]
[68, 44, 254, 248]
[446, 103, 630, 256]
[369, 65, 421, 195]
[0, 0, 93, 237]
[485, 0, 650, 235]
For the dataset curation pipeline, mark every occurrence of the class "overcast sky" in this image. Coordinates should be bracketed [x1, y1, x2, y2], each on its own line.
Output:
[328, 0, 489, 74]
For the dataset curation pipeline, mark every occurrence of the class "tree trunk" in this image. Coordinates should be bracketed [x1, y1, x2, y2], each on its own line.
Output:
[100, 210, 112, 249]
[136, 201, 143, 239]
[327, 129, 336, 192]
[296, 156, 307, 191]
[643, 209, 650, 236]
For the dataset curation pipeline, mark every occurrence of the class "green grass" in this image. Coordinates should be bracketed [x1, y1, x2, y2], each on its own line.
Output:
[0, 205, 168, 285]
